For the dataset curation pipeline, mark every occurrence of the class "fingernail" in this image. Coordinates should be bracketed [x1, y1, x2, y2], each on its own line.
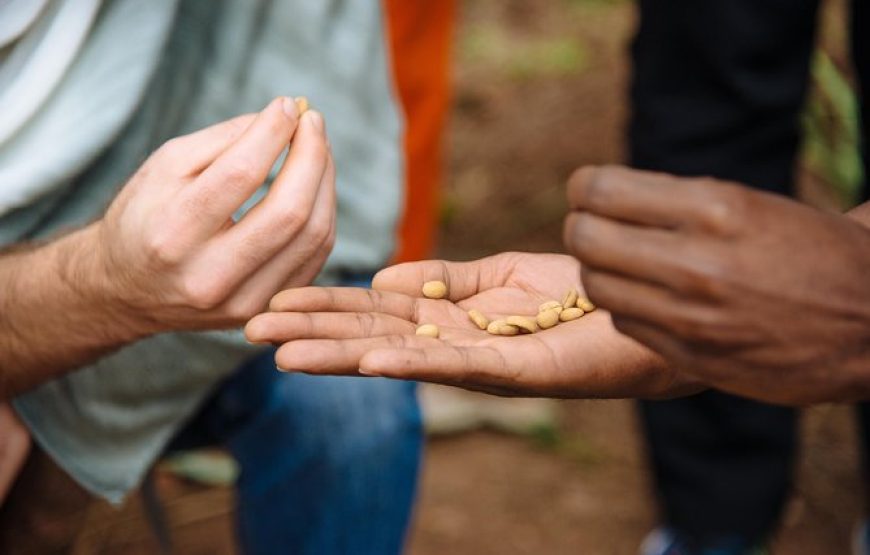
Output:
[358, 367, 380, 376]
[306, 110, 324, 131]
[276, 365, 289, 372]
[281, 96, 297, 117]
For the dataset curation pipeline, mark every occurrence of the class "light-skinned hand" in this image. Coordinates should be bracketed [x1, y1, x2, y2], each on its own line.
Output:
[83, 97, 336, 334]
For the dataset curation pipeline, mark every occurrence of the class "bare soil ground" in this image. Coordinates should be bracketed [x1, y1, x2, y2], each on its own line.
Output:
[76, 1, 866, 553]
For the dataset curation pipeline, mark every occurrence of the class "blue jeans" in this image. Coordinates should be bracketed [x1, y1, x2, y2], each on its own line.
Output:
[170, 348, 423, 555]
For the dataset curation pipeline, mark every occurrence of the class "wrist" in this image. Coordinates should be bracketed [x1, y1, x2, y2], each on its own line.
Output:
[51, 223, 159, 341]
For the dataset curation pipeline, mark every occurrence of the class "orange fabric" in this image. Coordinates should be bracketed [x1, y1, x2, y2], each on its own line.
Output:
[385, 0, 455, 262]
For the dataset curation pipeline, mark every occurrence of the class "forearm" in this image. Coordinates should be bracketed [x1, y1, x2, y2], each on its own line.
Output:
[0, 224, 148, 399]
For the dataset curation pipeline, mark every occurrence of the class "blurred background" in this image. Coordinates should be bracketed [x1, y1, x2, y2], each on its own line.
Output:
[72, 0, 864, 553]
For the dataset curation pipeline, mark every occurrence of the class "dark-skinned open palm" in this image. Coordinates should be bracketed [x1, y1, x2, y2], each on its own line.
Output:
[246, 252, 697, 398]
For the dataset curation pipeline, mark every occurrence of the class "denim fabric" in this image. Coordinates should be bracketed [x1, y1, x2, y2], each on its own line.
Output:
[171, 349, 422, 555]
[169, 273, 423, 555]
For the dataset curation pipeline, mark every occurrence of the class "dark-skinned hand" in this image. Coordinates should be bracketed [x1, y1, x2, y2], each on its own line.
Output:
[246, 252, 700, 398]
[564, 165, 870, 405]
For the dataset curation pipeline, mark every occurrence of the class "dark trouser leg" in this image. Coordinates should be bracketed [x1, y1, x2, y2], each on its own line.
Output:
[858, 404, 870, 514]
[630, 0, 820, 547]
[852, 0, 870, 517]
[640, 393, 797, 545]
[631, 0, 820, 191]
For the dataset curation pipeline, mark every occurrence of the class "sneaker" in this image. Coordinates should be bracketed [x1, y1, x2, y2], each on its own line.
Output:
[639, 528, 687, 555]
[639, 528, 768, 555]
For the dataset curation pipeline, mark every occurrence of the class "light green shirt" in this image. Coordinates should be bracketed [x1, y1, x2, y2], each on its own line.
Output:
[7, 0, 404, 502]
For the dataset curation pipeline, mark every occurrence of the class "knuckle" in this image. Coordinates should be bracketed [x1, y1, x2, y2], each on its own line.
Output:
[151, 138, 186, 173]
[685, 309, 756, 347]
[697, 183, 746, 235]
[275, 206, 307, 233]
[142, 229, 185, 267]
[236, 232, 267, 262]
[669, 308, 714, 339]
[307, 216, 333, 243]
[179, 274, 227, 311]
[683, 262, 729, 300]
[222, 158, 260, 186]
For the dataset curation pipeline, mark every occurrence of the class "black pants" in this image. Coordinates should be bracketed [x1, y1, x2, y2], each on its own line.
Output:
[629, 0, 869, 546]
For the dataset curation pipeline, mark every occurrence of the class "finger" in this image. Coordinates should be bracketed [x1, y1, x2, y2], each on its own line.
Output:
[213, 143, 334, 302]
[565, 211, 725, 293]
[582, 266, 678, 313]
[566, 165, 734, 231]
[372, 252, 519, 300]
[156, 113, 258, 177]
[581, 267, 746, 344]
[177, 97, 301, 237]
[245, 311, 414, 344]
[222, 111, 330, 256]
[273, 145, 337, 287]
[608, 315, 693, 369]
[274, 335, 443, 374]
[359, 345, 521, 392]
[269, 287, 417, 320]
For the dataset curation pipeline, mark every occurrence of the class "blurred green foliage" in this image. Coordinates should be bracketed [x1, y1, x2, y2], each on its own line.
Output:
[801, 51, 864, 207]
[527, 424, 606, 468]
[554, 434, 606, 468]
[527, 422, 562, 448]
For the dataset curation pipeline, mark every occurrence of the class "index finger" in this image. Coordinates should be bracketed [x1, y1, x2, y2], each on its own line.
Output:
[268, 287, 417, 319]
[156, 113, 258, 176]
[566, 165, 732, 230]
[177, 97, 301, 237]
[359, 345, 522, 392]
